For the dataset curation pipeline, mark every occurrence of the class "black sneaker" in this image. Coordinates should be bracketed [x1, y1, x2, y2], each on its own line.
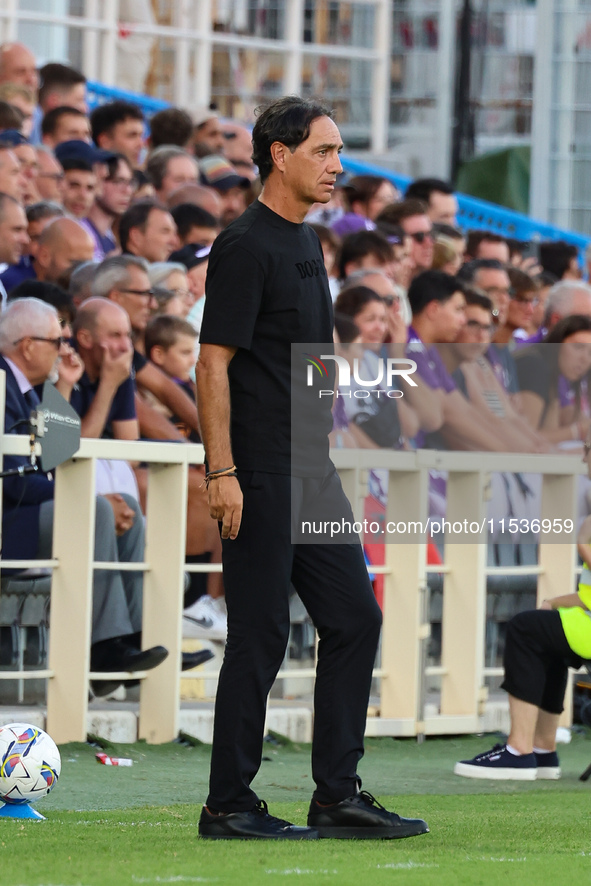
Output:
[535, 750, 561, 780]
[307, 791, 429, 840]
[199, 799, 319, 840]
[454, 744, 537, 780]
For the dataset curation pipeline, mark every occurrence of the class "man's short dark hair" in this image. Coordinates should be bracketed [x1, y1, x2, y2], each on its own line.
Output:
[252, 96, 333, 184]
[170, 202, 218, 238]
[7, 280, 74, 321]
[26, 200, 65, 223]
[41, 105, 86, 138]
[405, 177, 454, 203]
[457, 258, 505, 283]
[376, 198, 429, 228]
[150, 108, 194, 149]
[0, 100, 24, 131]
[408, 270, 464, 315]
[90, 100, 144, 143]
[38, 63, 86, 108]
[337, 230, 393, 280]
[539, 240, 579, 280]
[463, 288, 493, 312]
[465, 229, 507, 257]
[119, 199, 166, 253]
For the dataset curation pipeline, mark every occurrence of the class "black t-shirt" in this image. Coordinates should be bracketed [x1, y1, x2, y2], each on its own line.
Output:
[199, 200, 335, 475]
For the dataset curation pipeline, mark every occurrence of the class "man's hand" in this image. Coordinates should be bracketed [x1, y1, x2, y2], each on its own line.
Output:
[103, 493, 136, 536]
[207, 475, 243, 539]
[56, 344, 84, 391]
[100, 343, 133, 389]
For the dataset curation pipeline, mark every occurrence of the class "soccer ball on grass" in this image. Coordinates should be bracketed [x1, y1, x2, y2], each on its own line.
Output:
[0, 723, 60, 806]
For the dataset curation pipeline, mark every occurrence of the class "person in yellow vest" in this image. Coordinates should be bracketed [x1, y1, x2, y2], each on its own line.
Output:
[455, 443, 591, 781]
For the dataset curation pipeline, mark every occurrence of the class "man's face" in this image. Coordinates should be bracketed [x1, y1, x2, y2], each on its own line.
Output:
[0, 200, 28, 264]
[187, 260, 208, 302]
[431, 291, 466, 342]
[83, 304, 133, 375]
[9, 95, 35, 138]
[36, 150, 64, 200]
[98, 159, 134, 216]
[365, 181, 399, 220]
[51, 113, 91, 147]
[60, 83, 87, 114]
[506, 289, 537, 332]
[100, 118, 144, 166]
[474, 268, 511, 326]
[0, 148, 26, 200]
[133, 208, 178, 262]
[281, 115, 343, 209]
[475, 239, 510, 263]
[159, 155, 198, 200]
[0, 44, 39, 91]
[195, 118, 225, 154]
[428, 191, 458, 226]
[14, 143, 39, 203]
[453, 304, 493, 359]
[21, 315, 64, 386]
[218, 186, 247, 227]
[62, 169, 97, 218]
[401, 214, 434, 273]
[110, 265, 156, 332]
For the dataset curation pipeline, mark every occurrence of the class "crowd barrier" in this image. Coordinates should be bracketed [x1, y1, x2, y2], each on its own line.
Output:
[0, 373, 584, 743]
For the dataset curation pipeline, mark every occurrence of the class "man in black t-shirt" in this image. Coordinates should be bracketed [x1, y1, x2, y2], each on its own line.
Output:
[196, 96, 429, 841]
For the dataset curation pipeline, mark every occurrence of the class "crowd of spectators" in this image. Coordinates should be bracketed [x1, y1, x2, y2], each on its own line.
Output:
[0, 39, 590, 682]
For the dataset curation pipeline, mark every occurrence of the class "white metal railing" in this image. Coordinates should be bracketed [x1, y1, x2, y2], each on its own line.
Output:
[1, 393, 585, 742]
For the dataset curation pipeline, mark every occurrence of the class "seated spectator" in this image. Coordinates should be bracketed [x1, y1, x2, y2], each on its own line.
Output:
[41, 106, 91, 149]
[457, 259, 511, 331]
[516, 279, 591, 346]
[0, 83, 35, 137]
[455, 560, 591, 779]
[492, 268, 541, 346]
[144, 315, 199, 439]
[58, 156, 97, 219]
[0, 200, 63, 293]
[119, 199, 178, 263]
[0, 297, 173, 694]
[220, 120, 257, 180]
[0, 192, 28, 306]
[309, 223, 339, 279]
[168, 243, 211, 333]
[540, 240, 581, 281]
[405, 178, 458, 226]
[37, 63, 87, 115]
[332, 174, 399, 238]
[341, 267, 410, 331]
[148, 262, 193, 317]
[30, 216, 95, 285]
[0, 129, 40, 204]
[407, 270, 510, 452]
[376, 198, 434, 279]
[513, 271, 556, 342]
[146, 146, 199, 203]
[148, 107, 194, 150]
[0, 42, 39, 93]
[90, 100, 145, 168]
[465, 230, 510, 263]
[83, 151, 135, 260]
[191, 106, 225, 156]
[198, 154, 250, 227]
[170, 202, 219, 246]
[515, 315, 591, 447]
[336, 229, 395, 288]
[432, 233, 463, 276]
[0, 142, 26, 200]
[35, 146, 64, 200]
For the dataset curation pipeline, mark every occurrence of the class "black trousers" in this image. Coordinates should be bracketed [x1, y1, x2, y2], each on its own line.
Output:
[206, 466, 383, 812]
[501, 609, 584, 714]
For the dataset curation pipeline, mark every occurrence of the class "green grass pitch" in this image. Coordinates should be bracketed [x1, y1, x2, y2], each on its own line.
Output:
[1, 732, 591, 886]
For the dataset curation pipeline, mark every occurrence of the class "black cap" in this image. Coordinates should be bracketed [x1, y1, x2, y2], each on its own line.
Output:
[168, 243, 212, 270]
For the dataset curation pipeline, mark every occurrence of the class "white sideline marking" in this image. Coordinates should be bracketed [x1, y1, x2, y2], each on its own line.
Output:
[265, 870, 338, 876]
[376, 862, 439, 870]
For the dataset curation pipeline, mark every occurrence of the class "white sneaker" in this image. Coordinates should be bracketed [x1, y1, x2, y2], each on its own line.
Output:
[183, 595, 227, 641]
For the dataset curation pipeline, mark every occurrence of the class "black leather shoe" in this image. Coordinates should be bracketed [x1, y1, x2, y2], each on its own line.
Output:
[90, 679, 123, 698]
[182, 649, 215, 671]
[91, 637, 169, 673]
[199, 799, 319, 840]
[308, 791, 429, 839]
